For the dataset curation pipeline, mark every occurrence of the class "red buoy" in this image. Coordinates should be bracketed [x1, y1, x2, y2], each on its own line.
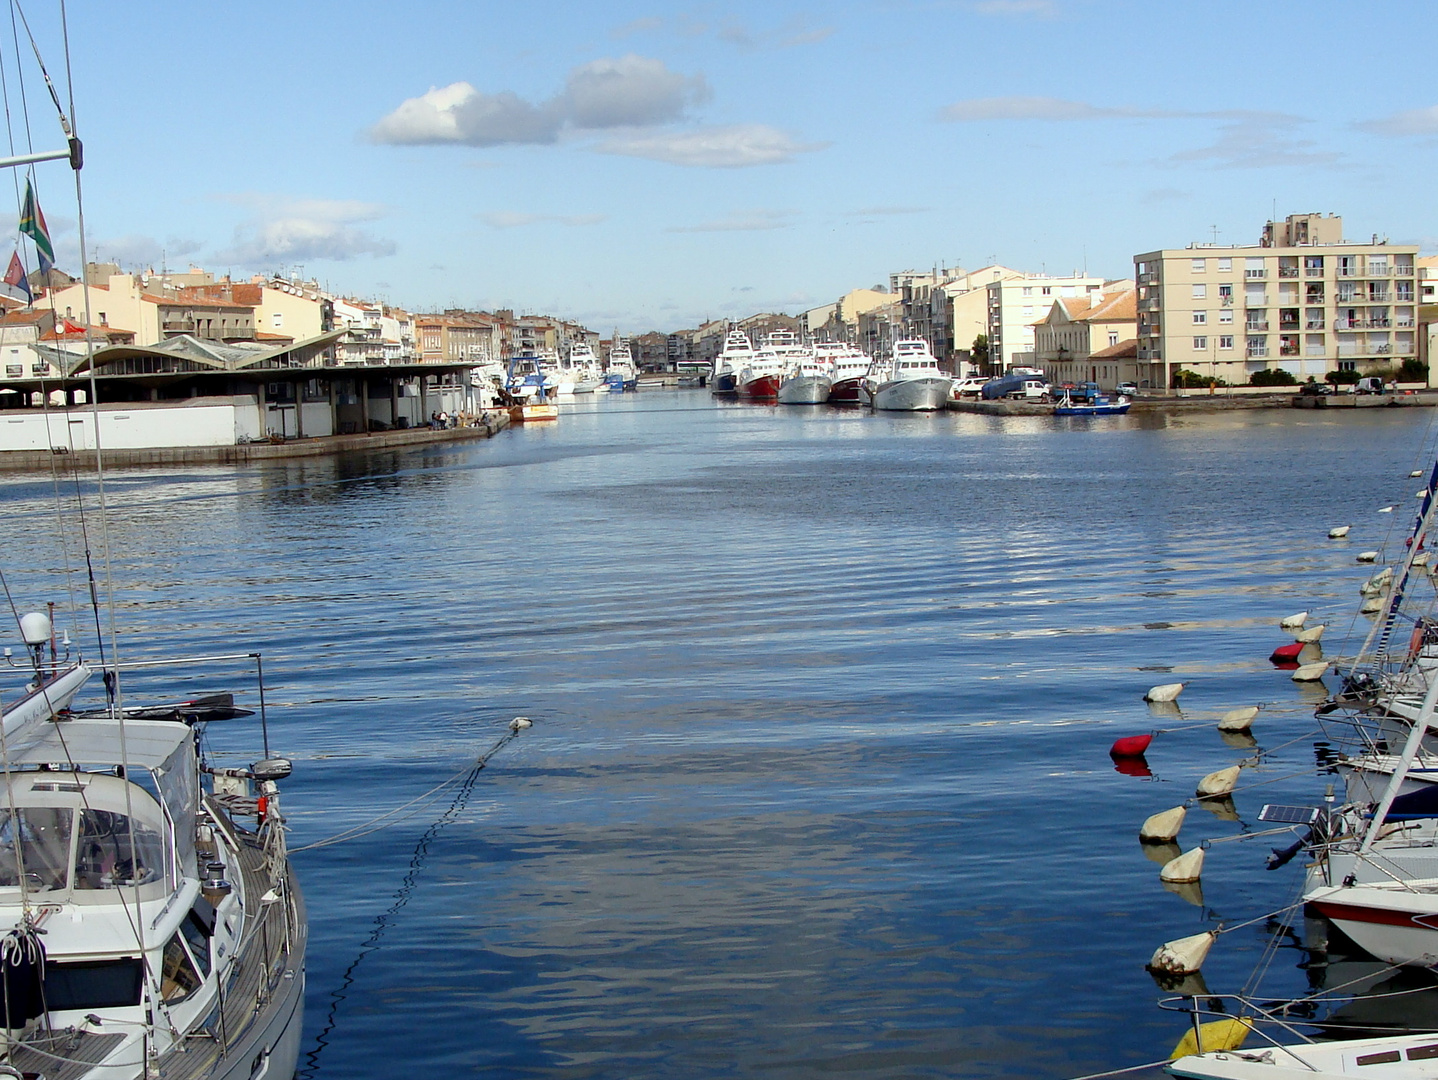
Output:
[1111, 733, 1154, 757]
[1270, 641, 1305, 665]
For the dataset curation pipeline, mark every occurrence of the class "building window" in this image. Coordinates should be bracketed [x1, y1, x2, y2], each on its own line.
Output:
[272, 312, 284, 328]
[1218, 310, 1233, 324]
[1193, 336, 1207, 350]
[1108, 331, 1119, 347]
[1022, 287, 1032, 296]
[1192, 311, 1207, 324]
[1218, 335, 1234, 350]
[1192, 284, 1207, 299]
[1192, 258, 1206, 272]
[1245, 257, 1266, 278]
[1217, 258, 1232, 272]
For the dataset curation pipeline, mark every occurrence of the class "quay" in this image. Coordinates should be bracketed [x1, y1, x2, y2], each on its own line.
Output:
[0, 410, 509, 471]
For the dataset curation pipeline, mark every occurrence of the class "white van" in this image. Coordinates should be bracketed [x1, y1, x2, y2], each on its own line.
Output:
[1015, 379, 1049, 401]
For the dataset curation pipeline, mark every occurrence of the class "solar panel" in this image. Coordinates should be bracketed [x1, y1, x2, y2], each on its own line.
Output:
[1259, 804, 1323, 825]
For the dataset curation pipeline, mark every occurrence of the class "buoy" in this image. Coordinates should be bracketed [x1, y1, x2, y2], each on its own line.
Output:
[1415, 553, 1431, 568]
[1292, 660, 1330, 682]
[1412, 471, 1424, 478]
[1171, 1017, 1252, 1060]
[509, 716, 533, 732]
[1279, 611, 1308, 630]
[1419, 490, 1430, 499]
[1148, 930, 1216, 976]
[1197, 765, 1241, 798]
[1140, 805, 1186, 843]
[1376, 566, 1394, 585]
[1269, 641, 1305, 664]
[1328, 525, 1350, 539]
[1111, 733, 1154, 757]
[1218, 706, 1259, 732]
[1357, 551, 1379, 563]
[1160, 846, 1205, 883]
[1380, 505, 1397, 513]
[1295, 624, 1325, 644]
[1145, 682, 1185, 703]
[1360, 595, 1385, 615]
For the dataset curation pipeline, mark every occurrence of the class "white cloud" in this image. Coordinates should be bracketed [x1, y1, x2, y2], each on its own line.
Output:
[480, 212, 606, 229]
[369, 56, 704, 147]
[940, 96, 1177, 122]
[611, 16, 663, 37]
[1171, 118, 1339, 170]
[667, 209, 796, 232]
[214, 196, 395, 265]
[848, 205, 930, 217]
[368, 82, 561, 146]
[968, 0, 1058, 15]
[596, 124, 825, 167]
[1359, 105, 1438, 137]
[91, 234, 203, 269]
[562, 54, 707, 128]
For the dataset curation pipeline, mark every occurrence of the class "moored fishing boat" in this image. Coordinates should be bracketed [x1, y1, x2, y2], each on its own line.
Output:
[711, 330, 752, 396]
[738, 331, 805, 401]
[827, 344, 874, 405]
[870, 339, 951, 411]
[777, 347, 832, 404]
[604, 338, 638, 392]
[1053, 391, 1131, 415]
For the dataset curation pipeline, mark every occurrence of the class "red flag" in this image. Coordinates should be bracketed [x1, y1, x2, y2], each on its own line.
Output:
[3, 250, 31, 302]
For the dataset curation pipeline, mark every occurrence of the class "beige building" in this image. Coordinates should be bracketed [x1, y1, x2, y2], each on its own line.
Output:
[1032, 284, 1137, 387]
[986, 273, 1107, 372]
[1135, 213, 1420, 388]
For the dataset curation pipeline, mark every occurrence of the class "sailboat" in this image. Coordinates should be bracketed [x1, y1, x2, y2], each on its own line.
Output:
[0, 17, 308, 1078]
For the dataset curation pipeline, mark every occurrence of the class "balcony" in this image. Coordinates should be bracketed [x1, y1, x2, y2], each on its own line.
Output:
[1245, 269, 1267, 279]
[1367, 265, 1391, 277]
[1397, 318, 1415, 328]
[1337, 266, 1361, 277]
[1305, 267, 1324, 277]
[1220, 295, 1233, 306]
[1368, 292, 1391, 304]
[1305, 346, 1327, 357]
[1245, 321, 1269, 332]
[1247, 346, 1268, 358]
[1138, 272, 1159, 285]
[1278, 267, 1300, 278]
[1306, 320, 1325, 330]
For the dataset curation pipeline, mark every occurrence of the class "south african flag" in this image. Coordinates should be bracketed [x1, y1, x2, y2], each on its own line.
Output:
[19, 179, 52, 276]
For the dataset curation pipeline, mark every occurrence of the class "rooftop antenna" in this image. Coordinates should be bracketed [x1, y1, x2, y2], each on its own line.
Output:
[1210, 225, 1219, 244]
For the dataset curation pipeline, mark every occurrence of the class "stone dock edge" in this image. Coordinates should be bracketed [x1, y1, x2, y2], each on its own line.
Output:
[0, 412, 511, 471]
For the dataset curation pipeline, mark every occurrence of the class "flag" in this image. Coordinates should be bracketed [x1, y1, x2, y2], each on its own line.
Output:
[19, 179, 52, 277]
[1, 250, 31, 303]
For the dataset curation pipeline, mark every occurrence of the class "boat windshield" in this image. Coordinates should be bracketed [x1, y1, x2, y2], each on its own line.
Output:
[73, 809, 165, 889]
[0, 807, 72, 891]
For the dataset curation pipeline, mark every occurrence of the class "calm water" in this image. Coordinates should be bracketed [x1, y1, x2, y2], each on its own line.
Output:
[4, 393, 1438, 1078]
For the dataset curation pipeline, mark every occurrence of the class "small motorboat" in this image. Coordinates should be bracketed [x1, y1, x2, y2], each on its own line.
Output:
[1053, 392, 1131, 416]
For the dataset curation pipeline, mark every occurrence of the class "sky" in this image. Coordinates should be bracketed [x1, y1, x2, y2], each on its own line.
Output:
[3, 0, 1435, 333]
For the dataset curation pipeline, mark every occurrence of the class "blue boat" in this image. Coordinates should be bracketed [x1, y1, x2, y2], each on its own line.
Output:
[1053, 392, 1131, 416]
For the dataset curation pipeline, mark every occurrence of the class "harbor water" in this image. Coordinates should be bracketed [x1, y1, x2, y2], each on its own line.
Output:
[4, 392, 1438, 1078]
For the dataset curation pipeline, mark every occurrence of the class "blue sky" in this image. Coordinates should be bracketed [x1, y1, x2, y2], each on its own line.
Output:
[9, 0, 1437, 332]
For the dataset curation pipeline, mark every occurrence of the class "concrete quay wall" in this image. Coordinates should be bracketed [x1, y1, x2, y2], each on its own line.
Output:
[0, 412, 510, 472]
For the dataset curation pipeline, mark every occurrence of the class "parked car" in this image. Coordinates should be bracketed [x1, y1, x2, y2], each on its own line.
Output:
[1116, 381, 1139, 397]
[1299, 382, 1335, 397]
[1355, 376, 1387, 395]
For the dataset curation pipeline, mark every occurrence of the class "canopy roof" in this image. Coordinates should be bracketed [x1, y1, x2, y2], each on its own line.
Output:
[6, 718, 191, 769]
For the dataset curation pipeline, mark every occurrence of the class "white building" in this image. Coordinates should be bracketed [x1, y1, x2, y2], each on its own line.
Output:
[986, 273, 1106, 371]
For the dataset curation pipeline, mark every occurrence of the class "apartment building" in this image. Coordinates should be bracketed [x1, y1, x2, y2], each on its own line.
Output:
[1032, 284, 1137, 387]
[1134, 213, 1420, 388]
[986, 273, 1106, 372]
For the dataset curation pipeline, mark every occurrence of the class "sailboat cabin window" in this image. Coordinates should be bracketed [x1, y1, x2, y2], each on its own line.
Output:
[74, 809, 165, 889]
[160, 933, 202, 1002]
[0, 807, 72, 891]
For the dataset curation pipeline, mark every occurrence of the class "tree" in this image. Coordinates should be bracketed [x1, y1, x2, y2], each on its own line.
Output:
[1400, 356, 1429, 383]
[971, 333, 990, 374]
[1250, 368, 1297, 386]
